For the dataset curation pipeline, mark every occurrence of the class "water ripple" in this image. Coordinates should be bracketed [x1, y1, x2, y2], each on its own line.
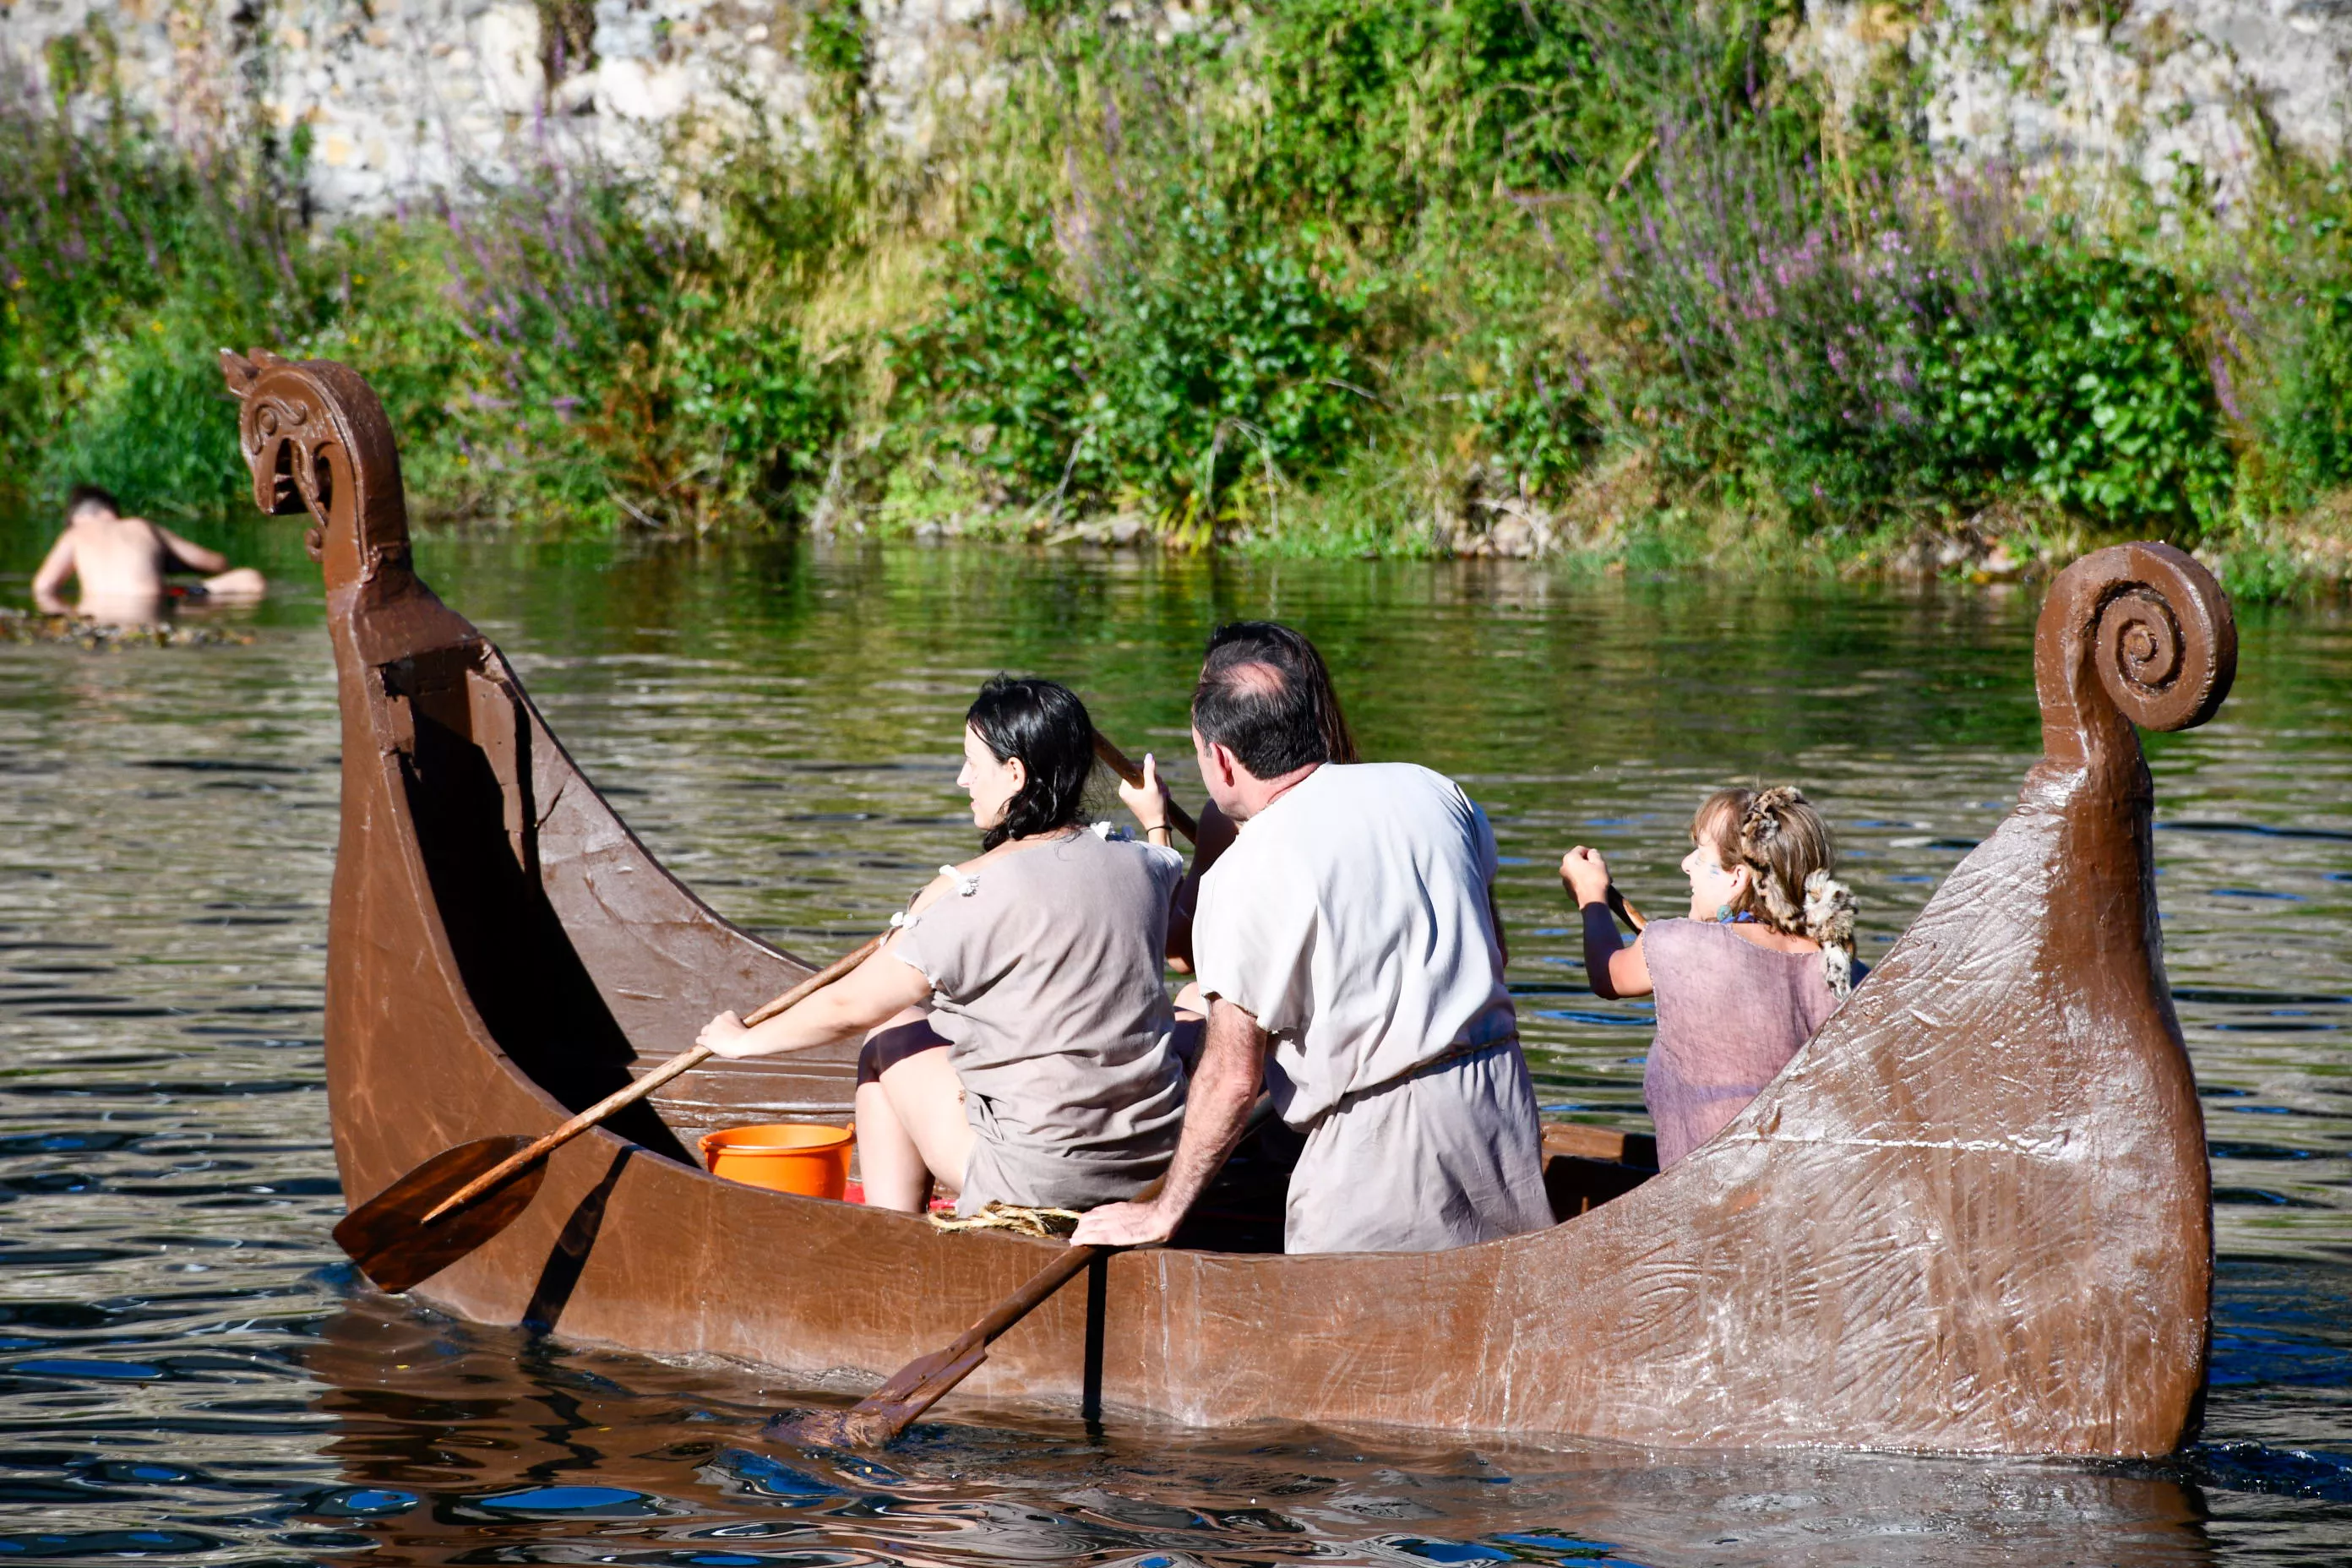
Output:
[0, 542, 2344, 1564]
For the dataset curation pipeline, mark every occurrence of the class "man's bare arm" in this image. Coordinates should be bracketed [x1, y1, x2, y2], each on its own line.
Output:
[1069, 997, 1268, 1247]
[153, 524, 229, 575]
[31, 534, 76, 612]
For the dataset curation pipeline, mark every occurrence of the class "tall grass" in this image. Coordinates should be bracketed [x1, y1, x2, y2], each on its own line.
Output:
[4, 1, 2352, 591]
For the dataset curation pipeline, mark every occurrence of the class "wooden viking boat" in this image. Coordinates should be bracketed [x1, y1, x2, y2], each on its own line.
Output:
[227, 350, 2235, 1457]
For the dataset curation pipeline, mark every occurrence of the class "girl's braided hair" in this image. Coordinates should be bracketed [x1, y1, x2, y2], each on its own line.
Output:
[1693, 785, 1858, 998]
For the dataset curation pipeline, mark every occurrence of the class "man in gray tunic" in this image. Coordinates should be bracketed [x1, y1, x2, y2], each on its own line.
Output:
[1073, 623, 1551, 1255]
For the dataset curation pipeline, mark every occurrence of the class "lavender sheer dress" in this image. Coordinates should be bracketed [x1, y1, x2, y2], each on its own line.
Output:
[1639, 918, 1864, 1168]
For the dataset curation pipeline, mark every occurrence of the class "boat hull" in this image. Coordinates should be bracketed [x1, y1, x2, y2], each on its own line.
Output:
[226, 349, 2226, 1455]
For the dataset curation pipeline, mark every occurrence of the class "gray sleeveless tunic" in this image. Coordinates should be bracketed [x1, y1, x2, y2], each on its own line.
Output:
[890, 828, 1189, 1212]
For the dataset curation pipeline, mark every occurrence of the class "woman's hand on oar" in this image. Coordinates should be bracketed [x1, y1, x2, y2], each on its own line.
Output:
[1561, 847, 1645, 933]
[1092, 731, 1198, 845]
[330, 931, 885, 1294]
[1113, 752, 1184, 847]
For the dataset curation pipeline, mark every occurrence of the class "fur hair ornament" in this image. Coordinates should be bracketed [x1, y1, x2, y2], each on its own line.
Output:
[1803, 868, 1858, 998]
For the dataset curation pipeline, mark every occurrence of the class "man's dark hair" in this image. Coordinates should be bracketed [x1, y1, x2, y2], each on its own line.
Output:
[966, 676, 1096, 851]
[67, 485, 121, 519]
[1191, 621, 1357, 779]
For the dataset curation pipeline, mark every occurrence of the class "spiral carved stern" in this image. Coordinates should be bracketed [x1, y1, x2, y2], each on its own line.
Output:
[1609, 541, 2234, 1452]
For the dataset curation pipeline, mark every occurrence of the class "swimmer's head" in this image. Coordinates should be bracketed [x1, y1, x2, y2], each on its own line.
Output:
[66, 485, 121, 522]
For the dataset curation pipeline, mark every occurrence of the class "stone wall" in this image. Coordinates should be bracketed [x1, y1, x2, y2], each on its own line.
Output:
[0, 0, 1015, 213]
[5, 1, 2349, 217]
[1786, 1, 2352, 215]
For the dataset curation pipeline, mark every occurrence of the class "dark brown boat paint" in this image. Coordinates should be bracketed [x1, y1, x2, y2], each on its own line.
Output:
[228, 348, 2228, 1456]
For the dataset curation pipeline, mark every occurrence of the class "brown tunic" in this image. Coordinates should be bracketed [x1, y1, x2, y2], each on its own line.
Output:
[1640, 918, 1863, 1168]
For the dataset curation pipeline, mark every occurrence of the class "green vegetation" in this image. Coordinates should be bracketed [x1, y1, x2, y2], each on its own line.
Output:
[6, 1, 2352, 593]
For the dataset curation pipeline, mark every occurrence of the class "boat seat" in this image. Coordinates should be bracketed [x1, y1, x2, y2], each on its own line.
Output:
[1540, 1121, 1656, 1222]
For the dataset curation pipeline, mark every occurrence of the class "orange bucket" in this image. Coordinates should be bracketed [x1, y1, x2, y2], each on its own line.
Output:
[698, 1123, 854, 1200]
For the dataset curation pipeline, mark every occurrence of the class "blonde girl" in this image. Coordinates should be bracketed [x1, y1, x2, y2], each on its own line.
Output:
[1559, 787, 1862, 1169]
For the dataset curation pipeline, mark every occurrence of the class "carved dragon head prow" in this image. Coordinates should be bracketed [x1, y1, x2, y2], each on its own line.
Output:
[221, 349, 416, 596]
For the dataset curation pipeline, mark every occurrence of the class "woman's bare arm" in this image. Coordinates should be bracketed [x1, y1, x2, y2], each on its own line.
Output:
[697, 936, 933, 1057]
[697, 861, 975, 1056]
[1561, 846, 1650, 999]
[1164, 799, 1237, 972]
[1579, 902, 1652, 999]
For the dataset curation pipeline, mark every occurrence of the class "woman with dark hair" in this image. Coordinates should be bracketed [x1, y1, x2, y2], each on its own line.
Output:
[695, 677, 1189, 1215]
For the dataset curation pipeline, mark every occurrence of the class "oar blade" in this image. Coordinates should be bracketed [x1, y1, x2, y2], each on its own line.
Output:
[867, 1344, 964, 1405]
[765, 1341, 988, 1450]
[332, 1135, 545, 1293]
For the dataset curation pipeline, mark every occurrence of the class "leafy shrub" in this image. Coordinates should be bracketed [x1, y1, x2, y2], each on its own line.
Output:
[0, 98, 311, 516]
[0, 77, 853, 532]
[1610, 128, 2232, 536]
[1250, 0, 1619, 243]
[900, 227, 1094, 500]
[902, 198, 1370, 525]
[652, 299, 847, 517]
[39, 314, 251, 512]
[2272, 280, 2352, 494]
[1919, 250, 2228, 531]
[1458, 334, 1599, 497]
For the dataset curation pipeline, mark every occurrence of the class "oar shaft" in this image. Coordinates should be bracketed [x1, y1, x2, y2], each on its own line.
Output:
[1607, 885, 1647, 933]
[421, 931, 886, 1224]
[942, 1150, 1190, 1357]
[961, 1244, 1099, 1356]
[1091, 732, 1200, 846]
[886, 1104, 1239, 1386]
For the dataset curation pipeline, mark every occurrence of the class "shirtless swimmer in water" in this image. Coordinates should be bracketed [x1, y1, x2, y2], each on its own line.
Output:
[32, 486, 267, 621]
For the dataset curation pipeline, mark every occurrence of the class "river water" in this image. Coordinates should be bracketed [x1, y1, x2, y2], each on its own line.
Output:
[1, 529, 2348, 1565]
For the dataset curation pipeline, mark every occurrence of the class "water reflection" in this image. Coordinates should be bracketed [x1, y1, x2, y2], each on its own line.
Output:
[0, 536, 2347, 1561]
[295, 1295, 2221, 1568]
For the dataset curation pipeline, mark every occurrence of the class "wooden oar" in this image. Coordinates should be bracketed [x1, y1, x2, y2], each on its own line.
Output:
[772, 1233, 1104, 1450]
[1092, 732, 1199, 845]
[1607, 885, 1647, 933]
[770, 1094, 1279, 1450]
[332, 932, 885, 1293]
